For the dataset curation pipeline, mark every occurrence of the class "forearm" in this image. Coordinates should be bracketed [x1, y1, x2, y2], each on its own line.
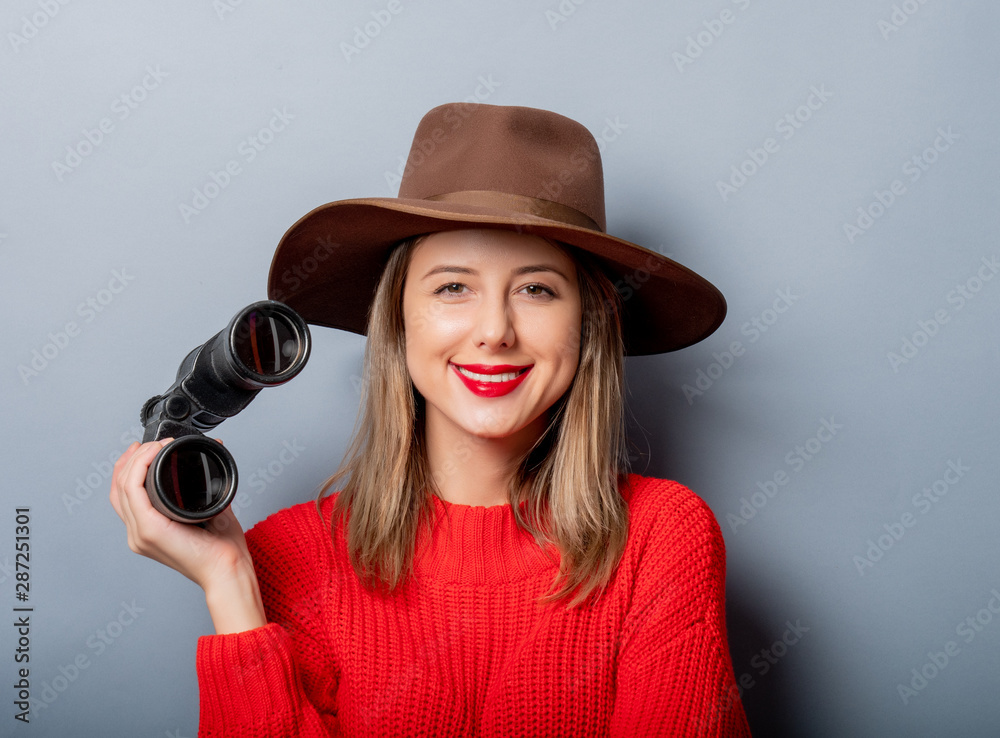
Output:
[195, 499, 337, 735]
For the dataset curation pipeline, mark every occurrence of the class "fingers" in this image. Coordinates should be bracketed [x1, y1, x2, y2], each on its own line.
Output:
[118, 439, 170, 515]
[110, 439, 176, 546]
[108, 441, 140, 517]
[115, 442, 163, 552]
[107, 437, 249, 590]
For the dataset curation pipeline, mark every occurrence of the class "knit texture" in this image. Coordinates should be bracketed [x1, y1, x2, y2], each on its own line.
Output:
[196, 474, 751, 736]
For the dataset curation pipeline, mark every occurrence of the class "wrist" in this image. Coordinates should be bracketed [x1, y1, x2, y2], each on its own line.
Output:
[203, 566, 267, 635]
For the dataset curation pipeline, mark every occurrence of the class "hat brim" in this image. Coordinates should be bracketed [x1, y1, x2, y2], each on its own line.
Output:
[266, 197, 726, 355]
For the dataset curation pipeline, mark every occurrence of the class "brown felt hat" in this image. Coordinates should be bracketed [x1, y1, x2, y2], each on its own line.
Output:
[267, 102, 725, 355]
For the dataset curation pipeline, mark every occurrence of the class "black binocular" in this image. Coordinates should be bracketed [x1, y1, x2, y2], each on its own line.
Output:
[139, 300, 310, 523]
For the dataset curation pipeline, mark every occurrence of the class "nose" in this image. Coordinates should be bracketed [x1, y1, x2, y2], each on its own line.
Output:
[475, 293, 515, 351]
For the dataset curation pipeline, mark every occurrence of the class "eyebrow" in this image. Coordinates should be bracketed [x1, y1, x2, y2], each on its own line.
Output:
[420, 264, 571, 281]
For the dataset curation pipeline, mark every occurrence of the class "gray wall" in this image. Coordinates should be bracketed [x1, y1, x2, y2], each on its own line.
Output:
[3, 1, 997, 735]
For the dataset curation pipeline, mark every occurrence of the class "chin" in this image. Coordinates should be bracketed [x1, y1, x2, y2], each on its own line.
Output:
[465, 423, 518, 440]
[469, 416, 542, 442]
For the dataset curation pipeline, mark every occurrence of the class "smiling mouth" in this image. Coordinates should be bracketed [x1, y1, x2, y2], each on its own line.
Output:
[453, 366, 530, 383]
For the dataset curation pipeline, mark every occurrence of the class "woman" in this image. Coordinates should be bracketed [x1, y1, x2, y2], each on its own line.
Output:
[111, 103, 751, 736]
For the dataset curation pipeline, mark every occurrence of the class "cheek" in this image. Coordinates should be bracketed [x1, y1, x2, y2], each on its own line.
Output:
[403, 338, 433, 404]
[401, 290, 421, 335]
[547, 306, 583, 366]
[402, 302, 460, 379]
[558, 349, 581, 391]
[401, 299, 424, 377]
[404, 293, 463, 342]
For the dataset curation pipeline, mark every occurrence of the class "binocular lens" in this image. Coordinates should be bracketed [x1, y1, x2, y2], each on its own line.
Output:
[232, 306, 304, 379]
[146, 436, 238, 522]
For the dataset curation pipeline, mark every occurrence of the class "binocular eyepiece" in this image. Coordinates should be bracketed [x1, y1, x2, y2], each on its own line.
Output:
[140, 300, 310, 523]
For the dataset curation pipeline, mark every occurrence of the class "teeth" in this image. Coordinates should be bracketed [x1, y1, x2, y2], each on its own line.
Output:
[456, 366, 525, 383]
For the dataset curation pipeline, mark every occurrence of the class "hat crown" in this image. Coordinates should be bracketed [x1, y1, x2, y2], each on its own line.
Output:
[397, 103, 607, 232]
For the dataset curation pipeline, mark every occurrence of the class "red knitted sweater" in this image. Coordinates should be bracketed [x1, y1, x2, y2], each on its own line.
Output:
[196, 474, 751, 736]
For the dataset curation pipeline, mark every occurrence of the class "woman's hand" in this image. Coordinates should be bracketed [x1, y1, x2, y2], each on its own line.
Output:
[109, 439, 266, 634]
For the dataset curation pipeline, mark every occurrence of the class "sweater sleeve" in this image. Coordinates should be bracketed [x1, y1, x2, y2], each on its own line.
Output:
[610, 482, 751, 737]
[196, 501, 339, 737]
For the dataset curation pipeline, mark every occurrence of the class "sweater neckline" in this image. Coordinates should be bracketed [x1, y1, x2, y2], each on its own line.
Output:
[413, 495, 559, 586]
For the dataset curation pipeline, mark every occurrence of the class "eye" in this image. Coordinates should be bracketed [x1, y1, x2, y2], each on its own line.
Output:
[433, 282, 467, 296]
[520, 284, 556, 298]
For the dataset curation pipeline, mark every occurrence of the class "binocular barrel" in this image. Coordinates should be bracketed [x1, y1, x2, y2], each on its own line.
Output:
[140, 301, 310, 523]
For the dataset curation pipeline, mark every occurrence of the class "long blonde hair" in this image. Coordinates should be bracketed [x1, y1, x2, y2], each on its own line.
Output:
[322, 232, 630, 608]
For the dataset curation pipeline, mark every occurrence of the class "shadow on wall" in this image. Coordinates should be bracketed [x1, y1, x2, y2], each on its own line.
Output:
[726, 593, 798, 737]
[625, 433, 796, 735]
[623, 355, 796, 736]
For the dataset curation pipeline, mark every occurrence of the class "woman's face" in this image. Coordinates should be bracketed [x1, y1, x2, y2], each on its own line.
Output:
[402, 229, 582, 447]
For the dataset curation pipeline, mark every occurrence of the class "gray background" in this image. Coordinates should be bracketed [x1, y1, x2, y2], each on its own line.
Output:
[2, 1, 998, 735]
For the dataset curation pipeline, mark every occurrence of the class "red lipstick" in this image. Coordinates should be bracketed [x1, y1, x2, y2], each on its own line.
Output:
[450, 363, 532, 398]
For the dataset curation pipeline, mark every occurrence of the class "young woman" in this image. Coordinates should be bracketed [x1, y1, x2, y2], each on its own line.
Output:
[111, 103, 751, 736]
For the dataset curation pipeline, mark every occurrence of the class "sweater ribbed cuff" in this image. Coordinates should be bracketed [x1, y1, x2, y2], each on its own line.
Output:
[196, 623, 304, 731]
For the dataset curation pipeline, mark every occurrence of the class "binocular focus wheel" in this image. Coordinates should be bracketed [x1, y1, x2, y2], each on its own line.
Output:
[145, 436, 238, 523]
